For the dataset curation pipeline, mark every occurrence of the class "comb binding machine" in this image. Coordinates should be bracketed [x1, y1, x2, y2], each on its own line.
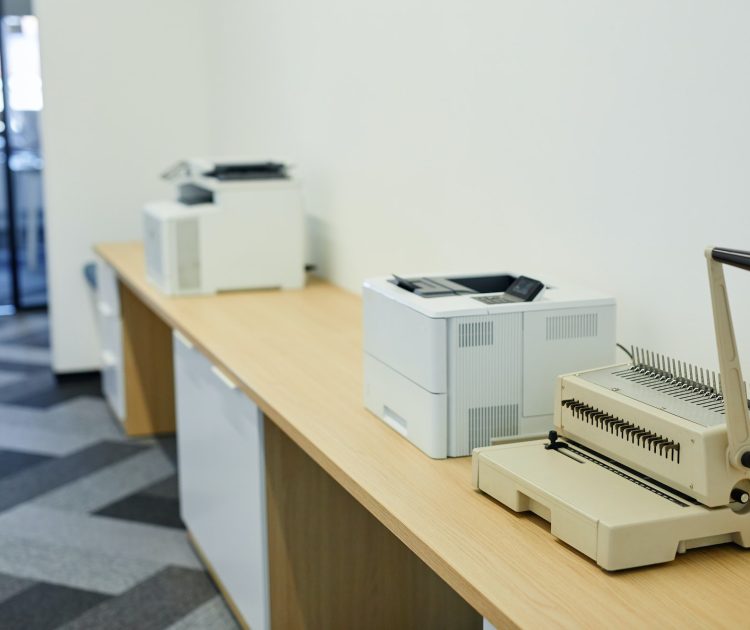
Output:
[473, 247, 750, 570]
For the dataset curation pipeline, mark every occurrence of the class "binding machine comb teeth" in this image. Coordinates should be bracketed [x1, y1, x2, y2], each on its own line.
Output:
[613, 346, 748, 413]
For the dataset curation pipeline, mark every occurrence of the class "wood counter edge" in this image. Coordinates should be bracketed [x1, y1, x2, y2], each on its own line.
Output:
[93, 241, 530, 629]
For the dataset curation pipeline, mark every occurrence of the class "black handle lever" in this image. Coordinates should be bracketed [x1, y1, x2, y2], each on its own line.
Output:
[712, 247, 750, 273]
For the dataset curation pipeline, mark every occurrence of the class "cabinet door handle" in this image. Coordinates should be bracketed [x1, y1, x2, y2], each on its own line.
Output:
[100, 350, 116, 367]
[173, 330, 194, 350]
[211, 365, 237, 390]
[97, 301, 114, 317]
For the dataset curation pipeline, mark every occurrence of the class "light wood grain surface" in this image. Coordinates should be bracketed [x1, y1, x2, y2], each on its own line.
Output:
[119, 282, 176, 436]
[265, 418, 480, 628]
[96, 241, 750, 629]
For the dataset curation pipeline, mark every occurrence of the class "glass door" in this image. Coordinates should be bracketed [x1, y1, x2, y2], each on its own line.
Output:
[0, 13, 45, 312]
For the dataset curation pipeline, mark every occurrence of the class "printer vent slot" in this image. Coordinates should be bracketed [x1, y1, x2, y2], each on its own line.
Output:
[144, 213, 163, 284]
[468, 404, 518, 450]
[561, 399, 681, 463]
[176, 218, 201, 292]
[546, 313, 598, 341]
[459, 321, 494, 348]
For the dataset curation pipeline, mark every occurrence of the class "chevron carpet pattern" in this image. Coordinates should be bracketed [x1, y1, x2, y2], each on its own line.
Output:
[0, 313, 240, 629]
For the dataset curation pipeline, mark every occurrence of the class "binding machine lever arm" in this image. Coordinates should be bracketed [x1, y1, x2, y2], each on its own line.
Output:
[706, 246, 750, 470]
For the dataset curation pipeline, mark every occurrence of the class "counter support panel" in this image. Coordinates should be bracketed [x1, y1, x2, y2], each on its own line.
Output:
[264, 419, 480, 629]
[120, 281, 176, 436]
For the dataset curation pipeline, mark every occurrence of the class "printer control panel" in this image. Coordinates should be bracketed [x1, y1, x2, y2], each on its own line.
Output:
[472, 276, 544, 304]
[474, 295, 516, 304]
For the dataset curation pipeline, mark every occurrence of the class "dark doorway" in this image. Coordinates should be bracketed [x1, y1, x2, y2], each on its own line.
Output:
[0, 12, 45, 314]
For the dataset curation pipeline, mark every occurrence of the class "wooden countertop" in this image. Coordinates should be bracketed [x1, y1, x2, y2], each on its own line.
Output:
[96, 241, 750, 629]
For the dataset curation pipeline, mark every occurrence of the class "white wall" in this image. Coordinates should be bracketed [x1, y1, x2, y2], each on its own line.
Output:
[205, 0, 750, 371]
[36, 0, 213, 372]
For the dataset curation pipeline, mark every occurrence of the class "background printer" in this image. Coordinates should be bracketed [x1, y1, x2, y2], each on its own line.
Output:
[363, 273, 617, 458]
[143, 159, 305, 295]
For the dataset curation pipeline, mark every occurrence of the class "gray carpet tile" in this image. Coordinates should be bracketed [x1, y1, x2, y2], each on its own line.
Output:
[0, 399, 124, 445]
[0, 572, 34, 605]
[0, 422, 107, 457]
[0, 505, 202, 569]
[0, 533, 164, 596]
[0, 312, 226, 628]
[165, 596, 240, 630]
[33, 448, 174, 513]
[0, 441, 146, 513]
[0, 449, 51, 480]
[0, 344, 52, 367]
[154, 437, 178, 465]
[141, 474, 179, 500]
[0, 582, 109, 630]
[0, 369, 24, 388]
[95, 493, 184, 530]
[0, 359, 41, 375]
[9, 329, 50, 349]
[57, 567, 218, 630]
[0, 402, 52, 427]
[0, 533, 167, 600]
[0, 313, 48, 343]
[44, 397, 124, 438]
[0, 370, 102, 409]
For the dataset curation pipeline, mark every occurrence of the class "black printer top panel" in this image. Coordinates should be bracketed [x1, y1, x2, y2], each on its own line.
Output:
[389, 274, 516, 298]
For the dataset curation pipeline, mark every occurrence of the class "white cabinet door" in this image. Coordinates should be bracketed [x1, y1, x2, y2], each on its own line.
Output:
[95, 256, 120, 316]
[101, 349, 125, 421]
[95, 257, 125, 421]
[173, 331, 269, 630]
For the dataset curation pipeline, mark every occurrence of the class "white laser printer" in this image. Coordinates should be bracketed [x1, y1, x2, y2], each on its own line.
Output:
[363, 273, 616, 458]
[473, 247, 750, 570]
[143, 159, 305, 296]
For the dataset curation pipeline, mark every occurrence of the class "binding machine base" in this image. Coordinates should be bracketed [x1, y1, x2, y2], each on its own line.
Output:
[472, 439, 750, 571]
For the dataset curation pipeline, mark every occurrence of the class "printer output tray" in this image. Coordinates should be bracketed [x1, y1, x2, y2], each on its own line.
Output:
[473, 440, 750, 570]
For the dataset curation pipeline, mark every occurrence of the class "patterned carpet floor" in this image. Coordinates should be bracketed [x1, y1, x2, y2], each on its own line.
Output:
[0, 313, 240, 629]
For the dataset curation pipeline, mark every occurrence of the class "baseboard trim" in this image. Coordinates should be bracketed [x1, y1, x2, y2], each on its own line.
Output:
[54, 370, 101, 383]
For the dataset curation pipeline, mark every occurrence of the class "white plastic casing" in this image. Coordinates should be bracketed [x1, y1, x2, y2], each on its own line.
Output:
[143, 179, 305, 296]
[363, 275, 617, 458]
